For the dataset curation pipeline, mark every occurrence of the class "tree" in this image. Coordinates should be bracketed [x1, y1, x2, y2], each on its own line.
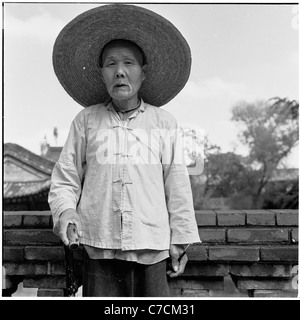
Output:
[204, 152, 249, 197]
[231, 97, 299, 208]
[202, 139, 258, 209]
[180, 127, 205, 166]
[181, 131, 257, 210]
[262, 177, 298, 209]
[180, 127, 207, 209]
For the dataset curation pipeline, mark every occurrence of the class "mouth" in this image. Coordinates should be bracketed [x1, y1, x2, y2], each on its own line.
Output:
[113, 83, 128, 89]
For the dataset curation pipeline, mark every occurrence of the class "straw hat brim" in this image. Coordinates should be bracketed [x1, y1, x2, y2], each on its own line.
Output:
[52, 4, 191, 107]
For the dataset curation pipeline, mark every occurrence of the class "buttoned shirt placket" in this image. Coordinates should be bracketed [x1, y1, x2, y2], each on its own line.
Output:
[109, 105, 138, 250]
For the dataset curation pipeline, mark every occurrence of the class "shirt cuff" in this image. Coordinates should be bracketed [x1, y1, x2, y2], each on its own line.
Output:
[170, 233, 201, 245]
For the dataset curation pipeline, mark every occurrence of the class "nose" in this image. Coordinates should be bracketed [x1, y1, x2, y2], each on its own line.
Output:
[115, 63, 126, 78]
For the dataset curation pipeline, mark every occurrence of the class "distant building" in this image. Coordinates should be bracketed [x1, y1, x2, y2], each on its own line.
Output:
[3, 143, 60, 211]
[40, 139, 63, 162]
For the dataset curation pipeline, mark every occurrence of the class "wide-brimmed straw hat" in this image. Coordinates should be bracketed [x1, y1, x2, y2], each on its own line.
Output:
[53, 4, 191, 107]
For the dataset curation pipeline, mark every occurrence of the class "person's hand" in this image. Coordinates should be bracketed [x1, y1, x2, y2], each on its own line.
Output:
[55, 209, 81, 246]
[166, 244, 188, 278]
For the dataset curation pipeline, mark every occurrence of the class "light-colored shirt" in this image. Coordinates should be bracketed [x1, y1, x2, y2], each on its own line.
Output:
[83, 107, 170, 265]
[48, 100, 201, 257]
[84, 245, 170, 264]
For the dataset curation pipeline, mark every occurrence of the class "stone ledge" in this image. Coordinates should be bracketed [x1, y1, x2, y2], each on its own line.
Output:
[208, 246, 260, 262]
[260, 246, 298, 262]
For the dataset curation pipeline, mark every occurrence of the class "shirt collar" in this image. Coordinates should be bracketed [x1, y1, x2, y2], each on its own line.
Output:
[106, 98, 146, 114]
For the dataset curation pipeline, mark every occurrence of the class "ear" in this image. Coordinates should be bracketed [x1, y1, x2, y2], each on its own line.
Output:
[141, 64, 147, 82]
[142, 64, 148, 81]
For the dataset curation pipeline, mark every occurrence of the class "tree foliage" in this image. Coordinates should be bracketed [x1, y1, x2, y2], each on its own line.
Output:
[180, 98, 298, 209]
[231, 97, 299, 208]
[262, 178, 298, 209]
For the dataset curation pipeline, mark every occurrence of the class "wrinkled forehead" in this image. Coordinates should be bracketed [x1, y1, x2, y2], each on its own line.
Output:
[100, 40, 146, 66]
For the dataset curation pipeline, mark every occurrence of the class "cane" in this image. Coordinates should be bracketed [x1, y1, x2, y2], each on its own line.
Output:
[64, 223, 79, 297]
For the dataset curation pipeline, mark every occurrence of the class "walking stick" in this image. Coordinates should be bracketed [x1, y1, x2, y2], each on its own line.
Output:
[64, 223, 79, 297]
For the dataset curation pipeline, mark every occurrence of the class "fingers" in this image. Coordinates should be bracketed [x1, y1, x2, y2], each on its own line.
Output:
[58, 209, 81, 246]
[59, 219, 69, 246]
[73, 220, 81, 236]
[67, 223, 80, 249]
[166, 255, 188, 278]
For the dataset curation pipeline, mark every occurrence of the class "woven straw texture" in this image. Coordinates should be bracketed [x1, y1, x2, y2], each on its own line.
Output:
[53, 4, 191, 107]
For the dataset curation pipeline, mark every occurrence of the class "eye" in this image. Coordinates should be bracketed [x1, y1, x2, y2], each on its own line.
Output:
[104, 61, 115, 67]
[125, 60, 134, 65]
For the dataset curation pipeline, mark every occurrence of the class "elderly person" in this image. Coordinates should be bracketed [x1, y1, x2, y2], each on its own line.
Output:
[49, 4, 200, 297]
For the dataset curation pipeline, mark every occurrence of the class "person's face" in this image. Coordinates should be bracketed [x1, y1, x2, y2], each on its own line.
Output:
[100, 41, 147, 103]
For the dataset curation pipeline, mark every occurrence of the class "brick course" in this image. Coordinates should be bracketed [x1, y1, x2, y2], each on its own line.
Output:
[236, 278, 294, 291]
[216, 211, 246, 226]
[198, 228, 226, 243]
[244, 211, 276, 226]
[4, 229, 61, 245]
[170, 278, 224, 290]
[23, 214, 51, 228]
[195, 211, 216, 226]
[3, 262, 48, 276]
[37, 288, 64, 297]
[227, 228, 289, 243]
[252, 290, 298, 298]
[184, 263, 229, 277]
[25, 246, 65, 261]
[23, 276, 66, 289]
[4, 246, 24, 261]
[229, 264, 295, 277]
[4, 214, 23, 227]
[3, 210, 298, 298]
[274, 211, 298, 226]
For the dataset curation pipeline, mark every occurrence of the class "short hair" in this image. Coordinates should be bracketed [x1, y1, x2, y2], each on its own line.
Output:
[99, 39, 147, 68]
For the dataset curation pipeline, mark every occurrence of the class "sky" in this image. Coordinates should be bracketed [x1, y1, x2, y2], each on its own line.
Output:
[2, 1, 299, 168]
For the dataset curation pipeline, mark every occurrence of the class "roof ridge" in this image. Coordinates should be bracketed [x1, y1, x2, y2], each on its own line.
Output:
[4, 143, 56, 174]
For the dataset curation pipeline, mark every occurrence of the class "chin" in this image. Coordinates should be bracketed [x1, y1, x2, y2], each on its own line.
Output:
[112, 93, 134, 101]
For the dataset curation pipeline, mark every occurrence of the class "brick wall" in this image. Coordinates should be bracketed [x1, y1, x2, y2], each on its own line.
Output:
[3, 210, 298, 298]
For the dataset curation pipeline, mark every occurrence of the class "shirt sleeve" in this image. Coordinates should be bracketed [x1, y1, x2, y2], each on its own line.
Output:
[48, 111, 86, 230]
[161, 120, 201, 245]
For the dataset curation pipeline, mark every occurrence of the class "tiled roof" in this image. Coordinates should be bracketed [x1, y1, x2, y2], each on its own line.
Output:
[4, 180, 51, 199]
[4, 143, 55, 175]
[4, 143, 54, 200]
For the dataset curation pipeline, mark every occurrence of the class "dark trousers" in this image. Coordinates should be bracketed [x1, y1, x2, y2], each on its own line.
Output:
[82, 251, 170, 297]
